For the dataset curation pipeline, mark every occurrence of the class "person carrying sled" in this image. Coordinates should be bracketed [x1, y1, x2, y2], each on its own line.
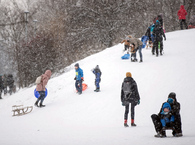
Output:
[35, 70, 52, 107]
[152, 20, 166, 56]
[177, 5, 188, 30]
[74, 63, 84, 95]
[92, 65, 102, 92]
[121, 72, 140, 127]
[121, 39, 130, 51]
[129, 36, 143, 62]
[151, 92, 183, 138]
[7, 74, 14, 95]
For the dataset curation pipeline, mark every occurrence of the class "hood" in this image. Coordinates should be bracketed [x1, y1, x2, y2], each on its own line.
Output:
[180, 5, 184, 9]
[124, 77, 134, 83]
[45, 70, 52, 78]
[162, 102, 171, 111]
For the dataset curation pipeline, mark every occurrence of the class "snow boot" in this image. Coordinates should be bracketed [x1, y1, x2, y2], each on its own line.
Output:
[78, 92, 82, 95]
[139, 59, 143, 63]
[124, 123, 129, 127]
[131, 119, 136, 127]
[154, 132, 166, 138]
[39, 103, 46, 108]
[174, 133, 183, 137]
[34, 100, 39, 107]
[94, 89, 100, 92]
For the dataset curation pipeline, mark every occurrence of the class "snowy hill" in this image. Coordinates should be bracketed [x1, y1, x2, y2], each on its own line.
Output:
[0, 29, 195, 145]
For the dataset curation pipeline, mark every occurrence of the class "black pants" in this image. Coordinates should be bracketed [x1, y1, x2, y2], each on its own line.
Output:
[36, 91, 45, 104]
[152, 40, 163, 55]
[180, 19, 188, 30]
[124, 45, 129, 51]
[0, 89, 2, 99]
[124, 102, 136, 120]
[151, 114, 182, 135]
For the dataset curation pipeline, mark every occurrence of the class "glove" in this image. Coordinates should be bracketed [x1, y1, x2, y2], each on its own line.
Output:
[137, 100, 140, 105]
[81, 77, 84, 81]
[74, 77, 76, 80]
[122, 102, 126, 106]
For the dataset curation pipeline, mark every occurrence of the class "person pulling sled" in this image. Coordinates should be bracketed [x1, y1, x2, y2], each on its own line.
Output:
[121, 72, 140, 127]
[74, 63, 84, 95]
[35, 70, 52, 107]
[92, 65, 102, 92]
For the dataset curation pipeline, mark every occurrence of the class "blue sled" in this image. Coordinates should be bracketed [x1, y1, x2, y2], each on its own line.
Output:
[121, 54, 130, 59]
[141, 36, 149, 48]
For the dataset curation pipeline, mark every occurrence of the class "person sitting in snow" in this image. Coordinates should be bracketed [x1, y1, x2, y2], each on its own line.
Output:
[121, 72, 140, 127]
[35, 70, 52, 107]
[92, 65, 102, 92]
[160, 102, 175, 131]
[121, 39, 130, 51]
[151, 92, 183, 138]
[74, 63, 84, 95]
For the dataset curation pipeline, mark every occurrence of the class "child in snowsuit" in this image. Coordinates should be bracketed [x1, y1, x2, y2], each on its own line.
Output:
[160, 102, 175, 130]
[130, 43, 136, 62]
[121, 39, 130, 51]
[152, 20, 166, 56]
[92, 65, 101, 92]
[121, 72, 140, 127]
[35, 70, 52, 107]
[74, 63, 84, 95]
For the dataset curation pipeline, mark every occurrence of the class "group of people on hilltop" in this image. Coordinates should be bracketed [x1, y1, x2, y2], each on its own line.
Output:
[0, 74, 15, 99]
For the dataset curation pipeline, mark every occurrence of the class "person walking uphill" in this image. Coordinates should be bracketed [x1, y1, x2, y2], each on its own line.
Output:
[35, 70, 52, 107]
[74, 63, 84, 95]
[121, 72, 140, 127]
[92, 65, 102, 92]
[128, 36, 143, 63]
[177, 5, 188, 30]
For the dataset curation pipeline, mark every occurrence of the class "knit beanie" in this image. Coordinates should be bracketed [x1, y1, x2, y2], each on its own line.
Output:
[126, 72, 132, 77]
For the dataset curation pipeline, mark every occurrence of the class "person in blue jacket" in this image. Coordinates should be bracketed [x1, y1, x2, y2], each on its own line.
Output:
[160, 102, 175, 131]
[92, 65, 102, 92]
[74, 63, 84, 95]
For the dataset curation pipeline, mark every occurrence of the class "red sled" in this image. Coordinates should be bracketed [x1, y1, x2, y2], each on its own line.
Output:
[188, 25, 195, 29]
[76, 83, 88, 92]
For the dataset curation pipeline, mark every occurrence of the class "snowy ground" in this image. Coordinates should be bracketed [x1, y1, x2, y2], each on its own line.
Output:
[0, 29, 195, 145]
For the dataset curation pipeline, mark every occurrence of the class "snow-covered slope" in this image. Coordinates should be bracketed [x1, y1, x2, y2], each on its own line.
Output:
[0, 29, 195, 145]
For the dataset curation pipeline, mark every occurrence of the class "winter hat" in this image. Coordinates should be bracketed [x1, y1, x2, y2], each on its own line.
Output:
[75, 63, 79, 68]
[168, 92, 176, 100]
[162, 102, 171, 111]
[95, 65, 99, 70]
[126, 72, 132, 78]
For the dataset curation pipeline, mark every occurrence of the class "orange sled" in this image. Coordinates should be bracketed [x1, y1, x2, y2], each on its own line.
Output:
[76, 83, 88, 92]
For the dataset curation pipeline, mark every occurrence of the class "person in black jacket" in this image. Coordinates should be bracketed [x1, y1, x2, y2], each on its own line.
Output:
[152, 20, 166, 56]
[151, 92, 183, 138]
[0, 75, 3, 99]
[7, 74, 14, 95]
[121, 72, 140, 127]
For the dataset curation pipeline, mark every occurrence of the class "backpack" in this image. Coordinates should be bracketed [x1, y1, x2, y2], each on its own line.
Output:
[35, 76, 42, 84]
[123, 81, 133, 99]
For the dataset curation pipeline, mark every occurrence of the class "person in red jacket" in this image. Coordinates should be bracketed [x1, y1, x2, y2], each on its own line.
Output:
[177, 5, 188, 30]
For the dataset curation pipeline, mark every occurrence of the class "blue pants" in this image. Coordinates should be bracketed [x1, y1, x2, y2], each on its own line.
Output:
[161, 115, 175, 127]
[75, 80, 82, 93]
[95, 78, 101, 89]
[37, 91, 45, 104]
[138, 45, 143, 61]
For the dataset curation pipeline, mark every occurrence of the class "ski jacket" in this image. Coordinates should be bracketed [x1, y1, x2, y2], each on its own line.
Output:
[75, 68, 83, 81]
[93, 68, 101, 80]
[129, 38, 143, 49]
[177, 5, 187, 20]
[153, 23, 166, 42]
[36, 70, 51, 91]
[121, 40, 130, 46]
[121, 77, 140, 104]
